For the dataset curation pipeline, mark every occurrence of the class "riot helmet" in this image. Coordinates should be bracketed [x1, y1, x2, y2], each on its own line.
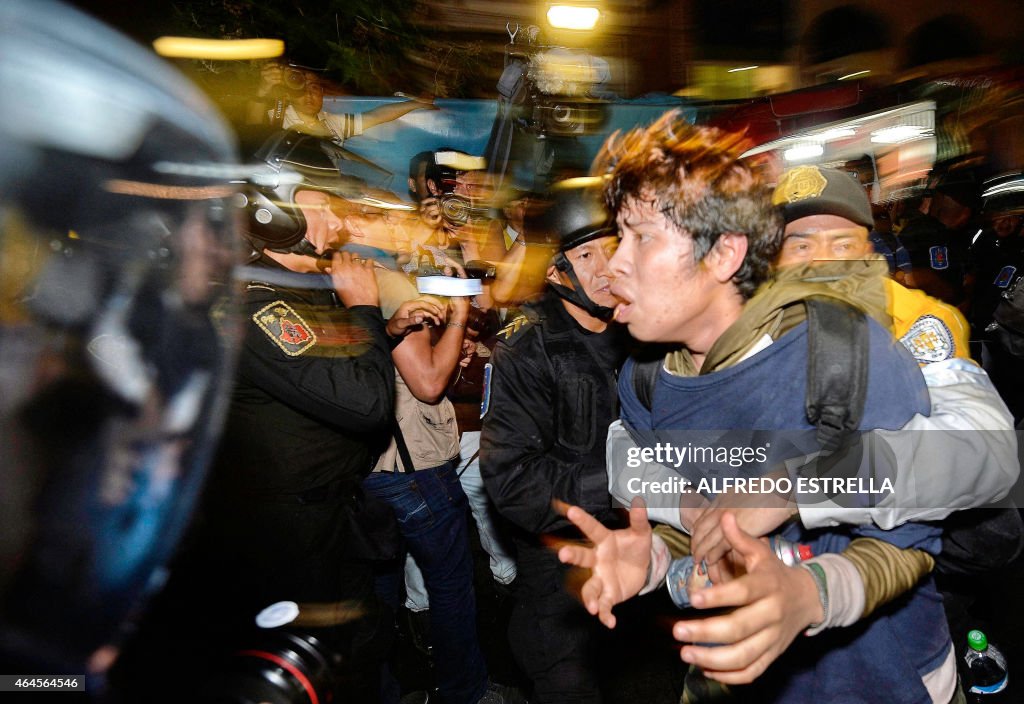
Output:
[0, 0, 240, 682]
[526, 177, 617, 319]
[237, 130, 362, 258]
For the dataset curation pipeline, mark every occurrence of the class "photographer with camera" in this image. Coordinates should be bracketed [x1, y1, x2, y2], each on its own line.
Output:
[405, 149, 490, 274]
[250, 61, 433, 146]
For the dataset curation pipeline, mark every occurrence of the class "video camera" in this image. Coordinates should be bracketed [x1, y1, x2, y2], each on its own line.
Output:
[439, 194, 494, 227]
[495, 42, 610, 138]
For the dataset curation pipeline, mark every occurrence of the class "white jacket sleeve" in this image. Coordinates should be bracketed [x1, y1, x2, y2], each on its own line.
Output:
[799, 358, 1020, 530]
[606, 419, 691, 531]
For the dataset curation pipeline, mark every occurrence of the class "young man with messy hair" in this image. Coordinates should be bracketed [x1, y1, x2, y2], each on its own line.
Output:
[558, 113, 961, 703]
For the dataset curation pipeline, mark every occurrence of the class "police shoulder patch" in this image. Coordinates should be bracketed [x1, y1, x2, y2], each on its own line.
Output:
[929, 245, 949, 270]
[899, 314, 954, 364]
[497, 314, 533, 345]
[480, 362, 493, 419]
[252, 300, 318, 356]
[994, 265, 1017, 288]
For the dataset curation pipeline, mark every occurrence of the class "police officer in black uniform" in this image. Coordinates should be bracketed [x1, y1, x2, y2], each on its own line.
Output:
[480, 178, 629, 703]
[204, 131, 395, 611]
[971, 173, 1024, 421]
[130, 132, 435, 701]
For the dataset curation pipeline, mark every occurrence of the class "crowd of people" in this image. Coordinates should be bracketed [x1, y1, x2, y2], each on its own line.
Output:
[142, 63, 1023, 703]
[3, 7, 1023, 702]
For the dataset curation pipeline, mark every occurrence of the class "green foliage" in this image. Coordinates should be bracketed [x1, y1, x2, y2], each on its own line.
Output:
[169, 0, 423, 94]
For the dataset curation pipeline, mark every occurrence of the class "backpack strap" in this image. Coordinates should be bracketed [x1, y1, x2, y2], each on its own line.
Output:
[393, 419, 416, 473]
[632, 357, 662, 412]
[804, 296, 869, 452]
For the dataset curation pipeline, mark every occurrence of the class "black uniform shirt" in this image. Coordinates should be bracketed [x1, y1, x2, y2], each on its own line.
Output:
[211, 256, 395, 497]
[480, 292, 628, 542]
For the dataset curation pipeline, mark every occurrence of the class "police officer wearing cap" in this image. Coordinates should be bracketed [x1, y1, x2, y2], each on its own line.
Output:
[480, 178, 629, 703]
[774, 165, 972, 366]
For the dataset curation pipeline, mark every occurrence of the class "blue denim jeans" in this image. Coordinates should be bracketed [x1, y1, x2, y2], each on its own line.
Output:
[405, 431, 517, 611]
[363, 462, 488, 704]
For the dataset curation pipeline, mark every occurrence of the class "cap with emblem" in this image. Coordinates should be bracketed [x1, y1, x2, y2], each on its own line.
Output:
[773, 165, 873, 228]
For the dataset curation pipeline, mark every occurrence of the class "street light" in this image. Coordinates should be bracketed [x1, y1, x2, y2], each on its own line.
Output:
[153, 37, 284, 60]
[546, 4, 601, 31]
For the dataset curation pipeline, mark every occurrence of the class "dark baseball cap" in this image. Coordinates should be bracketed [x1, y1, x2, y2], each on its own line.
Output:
[772, 165, 873, 228]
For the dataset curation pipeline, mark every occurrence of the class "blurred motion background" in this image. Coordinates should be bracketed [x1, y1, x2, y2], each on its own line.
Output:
[4, 1, 1022, 701]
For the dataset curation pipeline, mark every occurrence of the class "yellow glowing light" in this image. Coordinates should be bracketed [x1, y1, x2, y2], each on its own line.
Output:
[152, 37, 284, 60]
[838, 70, 871, 81]
[546, 5, 600, 31]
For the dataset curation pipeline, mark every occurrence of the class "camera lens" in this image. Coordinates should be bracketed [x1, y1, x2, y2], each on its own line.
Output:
[201, 631, 336, 704]
[440, 195, 472, 226]
[283, 68, 306, 92]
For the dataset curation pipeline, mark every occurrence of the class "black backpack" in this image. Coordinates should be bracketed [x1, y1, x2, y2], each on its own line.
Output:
[630, 295, 1023, 576]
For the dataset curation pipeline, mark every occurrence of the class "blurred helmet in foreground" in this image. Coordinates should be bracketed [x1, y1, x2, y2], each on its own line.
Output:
[0, 0, 240, 681]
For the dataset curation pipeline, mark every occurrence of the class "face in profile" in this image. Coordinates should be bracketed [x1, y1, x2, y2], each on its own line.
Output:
[344, 206, 397, 251]
[294, 189, 343, 252]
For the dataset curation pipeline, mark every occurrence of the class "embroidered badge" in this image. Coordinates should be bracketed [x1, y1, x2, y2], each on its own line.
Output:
[929, 245, 949, 270]
[772, 166, 828, 206]
[253, 301, 317, 356]
[498, 315, 528, 340]
[899, 314, 954, 364]
[480, 362, 493, 419]
[994, 265, 1017, 288]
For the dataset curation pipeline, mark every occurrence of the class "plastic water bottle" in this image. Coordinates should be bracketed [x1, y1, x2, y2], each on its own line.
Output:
[666, 536, 812, 608]
[769, 535, 814, 567]
[964, 630, 1009, 702]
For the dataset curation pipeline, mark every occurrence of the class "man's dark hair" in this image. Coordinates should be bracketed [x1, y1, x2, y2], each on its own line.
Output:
[594, 111, 783, 298]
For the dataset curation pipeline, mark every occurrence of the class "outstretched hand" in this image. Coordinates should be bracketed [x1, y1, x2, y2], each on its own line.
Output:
[672, 513, 823, 685]
[556, 499, 653, 629]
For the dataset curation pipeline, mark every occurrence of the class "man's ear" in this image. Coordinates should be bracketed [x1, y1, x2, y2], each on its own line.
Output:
[545, 263, 562, 287]
[706, 233, 748, 283]
[427, 179, 441, 197]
